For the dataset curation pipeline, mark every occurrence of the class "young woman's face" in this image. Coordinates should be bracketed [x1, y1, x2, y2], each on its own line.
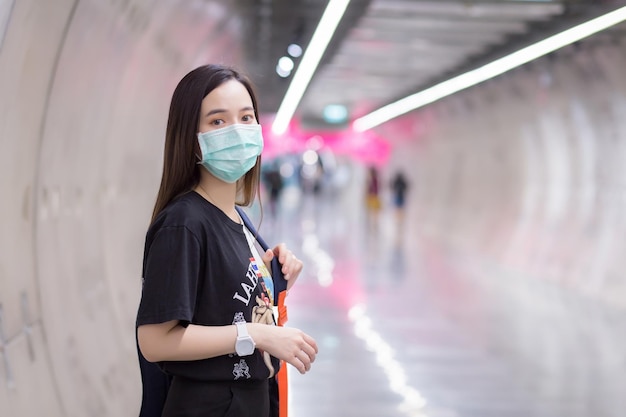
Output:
[198, 80, 257, 133]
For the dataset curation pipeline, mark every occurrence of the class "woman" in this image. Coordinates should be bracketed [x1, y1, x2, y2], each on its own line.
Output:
[365, 165, 381, 231]
[136, 64, 318, 417]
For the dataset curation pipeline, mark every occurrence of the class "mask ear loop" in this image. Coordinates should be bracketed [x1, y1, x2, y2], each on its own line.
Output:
[194, 133, 203, 163]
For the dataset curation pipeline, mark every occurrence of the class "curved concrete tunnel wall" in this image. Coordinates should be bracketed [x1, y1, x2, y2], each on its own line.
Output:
[0, 0, 244, 415]
[383, 37, 626, 311]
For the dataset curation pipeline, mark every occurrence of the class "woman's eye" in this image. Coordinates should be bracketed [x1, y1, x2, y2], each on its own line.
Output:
[242, 115, 255, 122]
[211, 119, 224, 126]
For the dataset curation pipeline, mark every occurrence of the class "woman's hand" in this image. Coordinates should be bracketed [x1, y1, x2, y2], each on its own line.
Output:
[262, 243, 303, 291]
[249, 323, 318, 374]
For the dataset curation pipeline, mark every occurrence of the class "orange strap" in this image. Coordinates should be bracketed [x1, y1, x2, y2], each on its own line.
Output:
[277, 291, 288, 326]
[277, 361, 289, 417]
[276, 290, 289, 417]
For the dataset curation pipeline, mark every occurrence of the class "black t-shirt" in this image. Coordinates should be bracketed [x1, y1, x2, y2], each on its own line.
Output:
[136, 191, 280, 382]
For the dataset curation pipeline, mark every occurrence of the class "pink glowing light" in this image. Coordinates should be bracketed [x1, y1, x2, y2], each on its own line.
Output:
[260, 117, 390, 166]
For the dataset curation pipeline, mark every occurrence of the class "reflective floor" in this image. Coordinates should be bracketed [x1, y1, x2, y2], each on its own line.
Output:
[257, 183, 626, 417]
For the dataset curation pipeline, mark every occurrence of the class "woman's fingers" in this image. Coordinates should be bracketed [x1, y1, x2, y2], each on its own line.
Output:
[295, 335, 318, 373]
[254, 324, 317, 374]
[285, 255, 303, 280]
[301, 342, 317, 364]
[291, 349, 313, 374]
[271, 243, 303, 284]
[280, 330, 318, 374]
[292, 347, 313, 371]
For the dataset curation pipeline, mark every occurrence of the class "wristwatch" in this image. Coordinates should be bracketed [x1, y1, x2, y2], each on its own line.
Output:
[235, 322, 256, 356]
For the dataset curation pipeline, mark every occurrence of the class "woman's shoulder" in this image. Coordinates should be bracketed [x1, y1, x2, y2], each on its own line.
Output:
[152, 192, 208, 231]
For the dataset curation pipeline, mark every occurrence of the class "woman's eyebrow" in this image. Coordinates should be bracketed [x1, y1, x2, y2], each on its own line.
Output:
[204, 106, 254, 117]
[205, 109, 226, 117]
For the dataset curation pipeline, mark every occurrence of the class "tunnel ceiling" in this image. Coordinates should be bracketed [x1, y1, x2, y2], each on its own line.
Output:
[235, 0, 626, 129]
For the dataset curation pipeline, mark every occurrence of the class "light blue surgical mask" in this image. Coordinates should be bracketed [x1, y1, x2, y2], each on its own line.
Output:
[197, 124, 264, 183]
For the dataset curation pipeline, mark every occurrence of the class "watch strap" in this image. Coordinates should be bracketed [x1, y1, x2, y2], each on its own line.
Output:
[235, 321, 249, 338]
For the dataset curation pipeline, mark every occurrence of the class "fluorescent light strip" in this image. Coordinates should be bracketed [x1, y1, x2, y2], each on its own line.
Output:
[271, 0, 351, 135]
[353, 5, 626, 132]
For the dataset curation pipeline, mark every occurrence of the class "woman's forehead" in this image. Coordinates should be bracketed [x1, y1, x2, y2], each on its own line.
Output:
[203, 80, 252, 107]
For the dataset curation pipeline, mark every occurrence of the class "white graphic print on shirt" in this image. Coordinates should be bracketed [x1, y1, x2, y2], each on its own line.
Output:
[232, 260, 260, 305]
[233, 359, 251, 380]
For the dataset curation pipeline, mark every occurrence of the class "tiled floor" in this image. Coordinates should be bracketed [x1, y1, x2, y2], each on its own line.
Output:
[257, 185, 626, 417]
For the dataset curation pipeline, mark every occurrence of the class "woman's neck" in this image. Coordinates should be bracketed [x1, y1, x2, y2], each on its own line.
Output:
[195, 174, 240, 223]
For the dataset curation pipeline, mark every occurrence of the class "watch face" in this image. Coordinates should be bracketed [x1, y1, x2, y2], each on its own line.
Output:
[236, 337, 255, 356]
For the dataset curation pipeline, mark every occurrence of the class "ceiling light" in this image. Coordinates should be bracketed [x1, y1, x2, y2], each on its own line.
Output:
[323, 104, 348, 124]
[276, 64, 291, 78]
[278, 56, 294, 72]
[353, 5, 626, 132]
[272, 0, 351, 135]
[287, 43, 303, 58]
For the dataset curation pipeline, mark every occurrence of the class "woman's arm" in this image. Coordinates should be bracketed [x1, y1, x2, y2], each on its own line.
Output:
[137, 320, 237, 362]
[138, 321, 318, 374]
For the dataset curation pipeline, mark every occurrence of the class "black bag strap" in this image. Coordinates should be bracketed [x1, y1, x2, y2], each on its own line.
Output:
[235, 206, 288, 304]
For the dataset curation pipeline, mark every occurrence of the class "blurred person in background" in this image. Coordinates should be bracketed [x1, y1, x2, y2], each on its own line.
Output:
[298, 151, 324, 196]
[364, 165, 381, 232]
[390, 170, 409, 230]
[262, 161, 284, 218]
[135, 64, 318, 417]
